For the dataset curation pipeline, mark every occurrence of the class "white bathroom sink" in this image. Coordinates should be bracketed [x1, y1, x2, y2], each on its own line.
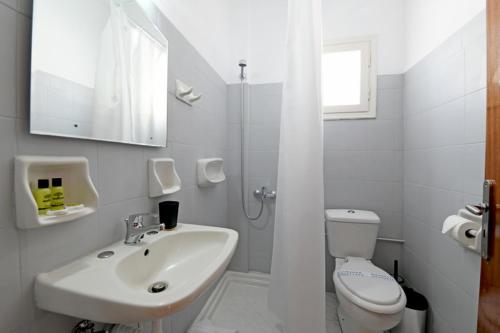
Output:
[35, 224, 238, 324]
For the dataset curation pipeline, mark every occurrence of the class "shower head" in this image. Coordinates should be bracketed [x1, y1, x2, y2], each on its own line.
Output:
[238, 60, 247, 80]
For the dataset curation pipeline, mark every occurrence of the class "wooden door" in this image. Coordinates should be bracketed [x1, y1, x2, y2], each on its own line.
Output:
[478, 1, 500, 332]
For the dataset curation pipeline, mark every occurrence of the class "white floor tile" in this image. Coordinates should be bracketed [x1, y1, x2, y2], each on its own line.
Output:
[191, 271, 342, 333]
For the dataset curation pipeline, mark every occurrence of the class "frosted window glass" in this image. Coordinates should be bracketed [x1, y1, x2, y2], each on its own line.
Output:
[322, 50, 361, 106]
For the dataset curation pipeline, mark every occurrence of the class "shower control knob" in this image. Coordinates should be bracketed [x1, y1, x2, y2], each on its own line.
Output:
[253, 187, 277, 200]
[264, 190, 277, 199]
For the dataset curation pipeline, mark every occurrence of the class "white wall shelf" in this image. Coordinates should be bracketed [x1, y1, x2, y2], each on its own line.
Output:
[148, 158, 182, 197]
[14, 156, 99, 229]
[197, 158, 226, 187]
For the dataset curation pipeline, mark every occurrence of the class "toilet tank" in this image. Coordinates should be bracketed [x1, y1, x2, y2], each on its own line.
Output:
[325, 209, 380, 259]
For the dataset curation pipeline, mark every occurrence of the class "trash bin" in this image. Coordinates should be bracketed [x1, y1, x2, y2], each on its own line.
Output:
[392, 287, 428, 333]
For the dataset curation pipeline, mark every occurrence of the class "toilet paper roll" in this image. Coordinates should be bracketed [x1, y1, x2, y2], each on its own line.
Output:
[442, 215, 469, 234]
[442, 215, 481, 248]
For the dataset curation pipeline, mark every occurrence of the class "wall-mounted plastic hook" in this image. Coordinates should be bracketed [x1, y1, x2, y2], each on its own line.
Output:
[175, 79, 202, 106]
[188, 94, 202, 103]
[179, 86, 193, 97]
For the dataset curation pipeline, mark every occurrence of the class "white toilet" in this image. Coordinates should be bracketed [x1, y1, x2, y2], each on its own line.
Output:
[325, 209, 406, 333]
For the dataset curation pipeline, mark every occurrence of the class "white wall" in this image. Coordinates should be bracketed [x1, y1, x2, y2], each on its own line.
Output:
[248, 0, 407, 81]
[323, 0, 406, 75]
[155, 0, 406, 84]
[153, 0, 288, 84]
[404, 0, 486, 70]
[248, 0, 487, 79]
[246, 0, 287, 84]
[152, 0, 248, 84]
[402, 11, 485, 332]
[153, 0, 489, 82]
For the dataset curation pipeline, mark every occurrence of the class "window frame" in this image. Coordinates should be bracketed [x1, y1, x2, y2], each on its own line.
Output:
[322, 37, 377, 121]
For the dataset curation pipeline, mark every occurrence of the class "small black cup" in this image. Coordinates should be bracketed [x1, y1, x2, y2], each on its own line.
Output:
[159, 201, 179, 230]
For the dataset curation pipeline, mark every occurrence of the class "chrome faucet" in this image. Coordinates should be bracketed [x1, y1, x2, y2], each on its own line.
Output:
[124, 213, 162, 245]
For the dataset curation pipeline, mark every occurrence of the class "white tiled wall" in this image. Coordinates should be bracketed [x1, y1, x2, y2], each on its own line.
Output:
[0, 1, 227, 332]
[402, 11, 485, 333]
[323, 75, 404, 291]
[226, 83, 282, 274]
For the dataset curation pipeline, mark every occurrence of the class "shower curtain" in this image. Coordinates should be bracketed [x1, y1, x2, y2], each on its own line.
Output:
[93, 0, 168, 142]
[93, 0, 131, 141]
[268, 0, 325, 332]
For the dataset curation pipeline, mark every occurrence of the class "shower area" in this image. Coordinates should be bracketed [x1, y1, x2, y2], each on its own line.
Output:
[192, 58, 334, 333]
[226, 66, 282, 274]
[188, 63, 286, 333]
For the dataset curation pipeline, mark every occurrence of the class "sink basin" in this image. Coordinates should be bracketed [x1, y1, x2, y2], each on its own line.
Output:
[35, 224, 238, 323]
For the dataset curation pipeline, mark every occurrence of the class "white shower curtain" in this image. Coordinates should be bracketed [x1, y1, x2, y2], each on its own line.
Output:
[93, 0, 131, 141]
[268, 0, 325, 332]
[93, 0, 168, 142]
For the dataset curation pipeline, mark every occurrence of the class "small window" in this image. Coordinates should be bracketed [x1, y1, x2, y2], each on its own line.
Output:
[322, 39, 377, 120]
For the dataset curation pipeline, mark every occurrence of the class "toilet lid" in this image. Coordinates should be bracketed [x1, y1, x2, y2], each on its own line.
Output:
[336, 260, 401, 306]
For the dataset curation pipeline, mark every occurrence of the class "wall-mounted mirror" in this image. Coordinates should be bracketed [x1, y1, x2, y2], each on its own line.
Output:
[30, 0, 168, 147]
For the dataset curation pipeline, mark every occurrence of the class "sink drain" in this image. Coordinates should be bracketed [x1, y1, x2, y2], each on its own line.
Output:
[97, 251, 114, 259]
[148, 281, 168, 293]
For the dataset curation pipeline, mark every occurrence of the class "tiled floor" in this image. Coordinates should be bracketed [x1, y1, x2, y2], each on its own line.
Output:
[326, 292, 342, 332]
[192, 271, 342, 333]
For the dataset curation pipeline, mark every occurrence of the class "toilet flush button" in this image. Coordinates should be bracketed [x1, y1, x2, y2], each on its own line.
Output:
[347, 210, 356, 214]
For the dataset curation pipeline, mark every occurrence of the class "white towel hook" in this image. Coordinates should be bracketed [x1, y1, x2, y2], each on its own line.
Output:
[175, 79, 202, 106]
[188, 94, 202, 103]
[179, 86, 193, 97]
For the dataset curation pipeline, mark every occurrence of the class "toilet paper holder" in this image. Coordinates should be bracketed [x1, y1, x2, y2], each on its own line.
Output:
[463, 204, 486, 239]
[442, 180, 495, 259]
[442, 208, 482, 254]
[465, 204, 487, 216]
[464, 228, 479, 239]
[467, 180, 494, 260]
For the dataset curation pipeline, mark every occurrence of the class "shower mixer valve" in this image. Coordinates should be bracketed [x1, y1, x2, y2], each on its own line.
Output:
[253, 186, 277, 200]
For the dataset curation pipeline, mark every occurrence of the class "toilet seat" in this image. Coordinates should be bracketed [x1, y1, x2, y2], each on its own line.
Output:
[334, 257, 406, 315]
[337, 258, 400, 305]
